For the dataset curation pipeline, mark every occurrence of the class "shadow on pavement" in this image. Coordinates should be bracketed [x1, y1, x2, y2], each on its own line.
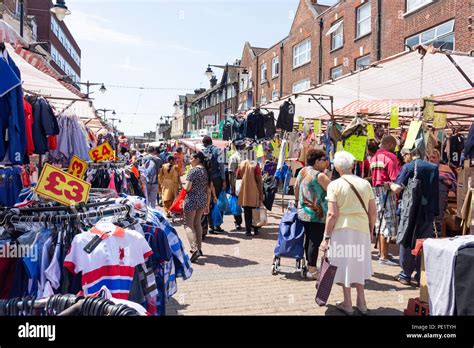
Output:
[166, 297, 189, 316]
[365, 278, 417, 292]
[324, 304, 404, 316]
[202, 235, 240, 245]
[201, 254, 259, 268]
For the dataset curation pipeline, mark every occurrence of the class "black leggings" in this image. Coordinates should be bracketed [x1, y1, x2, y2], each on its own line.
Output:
[243, 206, 256, 233]
[301, 221, 325, 267]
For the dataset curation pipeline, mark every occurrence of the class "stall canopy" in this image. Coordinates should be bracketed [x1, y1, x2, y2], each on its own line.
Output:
[263, 50, 474, 122]
[180, 138, 229, 152]
[0, 20, 28, 47]
[5, 43, 106, 133]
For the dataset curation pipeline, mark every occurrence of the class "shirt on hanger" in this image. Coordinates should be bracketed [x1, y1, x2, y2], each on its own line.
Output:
[64, 224, 153, 299]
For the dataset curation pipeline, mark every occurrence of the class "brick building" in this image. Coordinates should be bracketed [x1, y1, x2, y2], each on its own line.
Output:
[238, 0, 473, 110]
[27, 0, 81, 87]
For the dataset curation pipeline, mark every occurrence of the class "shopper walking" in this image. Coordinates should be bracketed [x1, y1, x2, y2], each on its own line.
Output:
[294, 149, 330, 280]
[228, 143, 245, 231]
[390, 148, 439, 287]
[183, 152, 210, 263]
[237, 159, 264, 237]
[202, 136, 226, 234]
[174, 147, 185, 176]
[142, 146, 162, 208]
[159, 156, 181, 218]
[370, 135, 401, 266]
[320, 151, 377, 315]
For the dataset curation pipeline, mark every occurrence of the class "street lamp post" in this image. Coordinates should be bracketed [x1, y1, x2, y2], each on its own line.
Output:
[108, 117, 121, 131]
[96, 109, 115, 122]
[77, 81, 107, 99]
[50, 0, 71, 21]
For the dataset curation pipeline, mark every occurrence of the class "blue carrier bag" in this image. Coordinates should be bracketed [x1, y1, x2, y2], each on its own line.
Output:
[274, 207, 305, 259]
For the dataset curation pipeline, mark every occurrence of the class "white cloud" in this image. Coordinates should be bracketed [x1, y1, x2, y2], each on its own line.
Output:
[67, 10, 154, 46]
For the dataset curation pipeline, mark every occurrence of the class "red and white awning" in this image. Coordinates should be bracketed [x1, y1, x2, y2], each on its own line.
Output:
[0, 20, 28, 47]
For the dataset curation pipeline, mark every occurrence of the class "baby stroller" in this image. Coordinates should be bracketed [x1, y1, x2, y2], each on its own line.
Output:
[271, 202, 307, 278]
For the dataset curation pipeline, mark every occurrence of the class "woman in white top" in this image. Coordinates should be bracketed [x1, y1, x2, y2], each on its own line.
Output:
[320, 151, 377, 315]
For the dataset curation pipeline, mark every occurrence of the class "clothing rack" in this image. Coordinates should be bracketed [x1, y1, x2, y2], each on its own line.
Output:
[2, 199, 132, 224]
[88, 161, 127, 168]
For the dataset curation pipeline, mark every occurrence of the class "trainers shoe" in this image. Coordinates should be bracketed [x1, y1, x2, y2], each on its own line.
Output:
[393, 275, 411, 286]
[245, 231, 252, 237]
[190, 250, 201, 263]
[235, 225, 242, 231]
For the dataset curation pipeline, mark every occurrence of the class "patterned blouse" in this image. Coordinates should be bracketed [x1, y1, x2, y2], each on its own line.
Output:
[296, 166, 327, 223]
[183, 167, 209, 213]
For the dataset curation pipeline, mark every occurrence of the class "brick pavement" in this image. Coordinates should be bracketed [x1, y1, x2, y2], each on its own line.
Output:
[166, 200, 419, 316]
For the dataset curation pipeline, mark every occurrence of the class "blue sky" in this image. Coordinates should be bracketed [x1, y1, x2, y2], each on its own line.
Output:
[66, 0, 338, 136]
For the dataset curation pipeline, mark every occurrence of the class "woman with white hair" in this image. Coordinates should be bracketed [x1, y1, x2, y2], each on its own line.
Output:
[320, 151, 377, 315]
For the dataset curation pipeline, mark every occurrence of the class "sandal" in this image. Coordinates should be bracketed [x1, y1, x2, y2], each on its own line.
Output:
[305, 271, 319, 280]
[335, 301, 354, 316]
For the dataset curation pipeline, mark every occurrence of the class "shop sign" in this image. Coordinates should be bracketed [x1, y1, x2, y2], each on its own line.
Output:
[212, 131, 219, 139]
[67, 156, 88, 179]
[88, 142, 115, 163]
[204, 115, 216, 126]
[35, 164, 91, 207]
[344, 135, 367, 162]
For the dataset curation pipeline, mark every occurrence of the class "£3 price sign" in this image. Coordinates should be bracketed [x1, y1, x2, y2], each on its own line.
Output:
[89, 142, 114, 163]
[67, 155, 87, 179]
[35, 164, 91, 206]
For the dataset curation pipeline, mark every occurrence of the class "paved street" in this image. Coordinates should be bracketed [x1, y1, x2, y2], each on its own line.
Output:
[165, 199, 419, 316]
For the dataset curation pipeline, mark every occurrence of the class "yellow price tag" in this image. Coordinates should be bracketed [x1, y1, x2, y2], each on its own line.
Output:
[255, 144, 264, 158]
[67, 155, 88, 180]
[403, 120, 423, 150]
[344, 135, 367, 162]
[89, 142, 114, 163]
[424, 98, 435, 121]
[390, 106, 399, 129]
[35, 164, 91, 207]
[298, 117, 304, 131]
[433, 112, 447, 129]
[313, 119, 321, 134]
[367, 124, 375, 140]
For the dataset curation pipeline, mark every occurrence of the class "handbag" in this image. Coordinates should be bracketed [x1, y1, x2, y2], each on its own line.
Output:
[315, 251, 338, 306]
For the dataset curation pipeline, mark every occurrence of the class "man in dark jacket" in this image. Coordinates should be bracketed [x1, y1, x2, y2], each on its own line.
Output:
[203, 136, 226, 233]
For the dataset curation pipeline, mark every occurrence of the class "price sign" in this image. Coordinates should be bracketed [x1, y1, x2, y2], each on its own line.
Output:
[313, 119, 321, 134]
[89, 142, 114, 163]
[423, 98, 435, 121]
[67, 155, 87, 179]
[255, 144, 264, 158]
[35, 164, 91, 206]
[367, 124, 375, 140]
[433, 112, 447, 129]
[403, 120, 423, 150]
[344, 135, 367, 162]
[298, 117, 304, 131]
[390, 106, 399, 129]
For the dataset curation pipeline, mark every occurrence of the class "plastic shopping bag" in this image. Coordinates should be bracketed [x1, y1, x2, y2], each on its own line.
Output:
[211, 204, 223, 227]
[254, 206, 268, 227]
[228, 194, 242, 216]
[217, 190, 229, 212]
[169, 189, 186, 214]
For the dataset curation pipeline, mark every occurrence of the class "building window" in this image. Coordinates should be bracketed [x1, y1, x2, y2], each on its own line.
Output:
[15, 0, 21, 15]
[272, 90, 279, 101]
[355, 55, 371, 70]
[293, 38, 311, 68]
[261, 63, 267, 82]
[406, 0, 433, 13]
[331, 66, 343, 80]
[356, 2, 371, 38]
[260, 95, 267, 105]
[272, 57, 279, 77]
[327, 20, 344, 50]
[292, 78, 311, 93]
[405, 20, 455, 51]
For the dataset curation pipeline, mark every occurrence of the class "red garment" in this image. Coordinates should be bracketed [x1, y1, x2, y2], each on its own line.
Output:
[359, 159, 370, 176]
[48, 135, 58, 151]
[0, 258, 18, 299]
[23, 99, 35, 155]
[370, 148, 400, 186]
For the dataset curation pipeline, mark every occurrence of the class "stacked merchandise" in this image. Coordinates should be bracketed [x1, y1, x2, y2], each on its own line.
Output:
[0, 197, 192, 316]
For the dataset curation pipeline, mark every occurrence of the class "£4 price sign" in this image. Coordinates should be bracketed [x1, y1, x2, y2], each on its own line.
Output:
[35, 164, 91, 206]
[67, 155, 87, 179]
[89, 142, 114, 163]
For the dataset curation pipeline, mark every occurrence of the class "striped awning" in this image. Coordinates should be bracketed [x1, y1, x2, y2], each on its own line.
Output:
[0, 20, 28, 47]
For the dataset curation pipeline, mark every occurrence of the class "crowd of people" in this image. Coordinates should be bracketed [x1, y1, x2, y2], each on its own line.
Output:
[118, 133, 450, 315]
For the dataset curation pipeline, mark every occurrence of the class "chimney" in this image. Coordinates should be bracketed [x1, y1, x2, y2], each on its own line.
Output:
[210, 76, 218, 88]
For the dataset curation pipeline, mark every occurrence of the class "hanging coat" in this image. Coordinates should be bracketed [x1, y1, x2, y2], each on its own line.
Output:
[0, 51, 26, 164]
